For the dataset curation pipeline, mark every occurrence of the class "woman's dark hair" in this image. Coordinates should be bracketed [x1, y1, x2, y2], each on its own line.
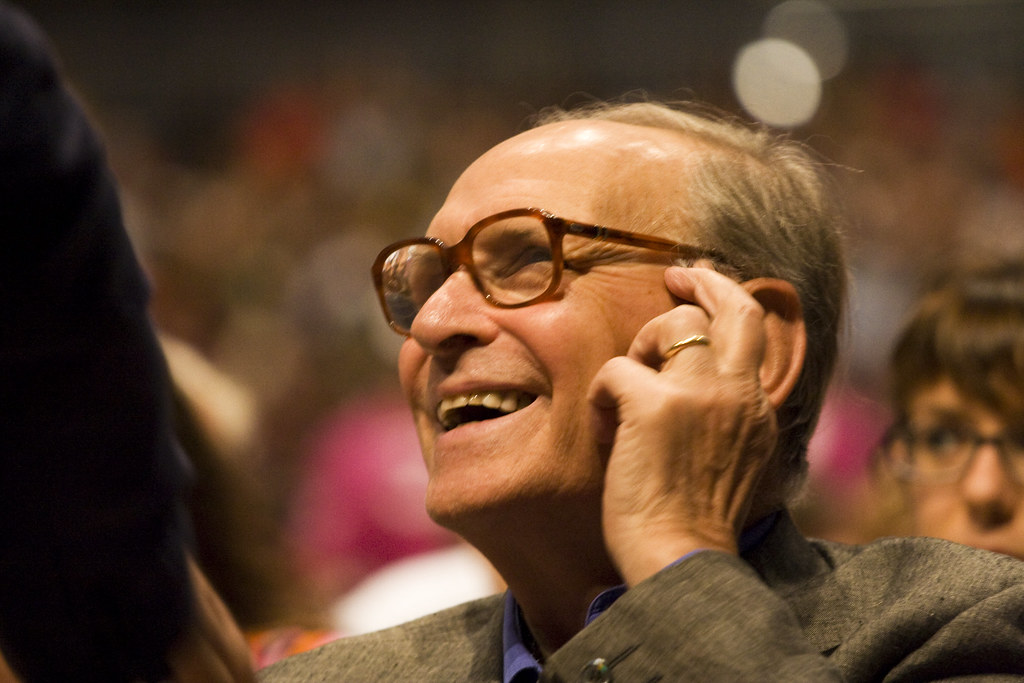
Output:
[890, 259, 1024, 423]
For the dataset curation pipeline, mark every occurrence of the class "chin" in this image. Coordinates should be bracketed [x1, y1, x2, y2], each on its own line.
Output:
[422, 476, 516, 531]
[931, 529, 1024, 561]
[423, 494, 519, 544]
[423, 472, 600, 538]
[968, 543, 1024, 561]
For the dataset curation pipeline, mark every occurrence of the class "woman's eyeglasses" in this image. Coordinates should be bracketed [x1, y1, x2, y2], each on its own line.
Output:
[881, 423, 1024, 484]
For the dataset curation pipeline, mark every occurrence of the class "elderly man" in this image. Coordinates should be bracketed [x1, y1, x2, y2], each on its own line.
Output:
[262, 103, 1024, 680]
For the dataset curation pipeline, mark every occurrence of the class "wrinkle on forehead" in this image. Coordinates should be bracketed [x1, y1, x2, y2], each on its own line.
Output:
[433, 119, 704, 240]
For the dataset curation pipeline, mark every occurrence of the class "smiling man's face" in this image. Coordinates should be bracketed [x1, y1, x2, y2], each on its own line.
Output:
[397, 119, 701, 530]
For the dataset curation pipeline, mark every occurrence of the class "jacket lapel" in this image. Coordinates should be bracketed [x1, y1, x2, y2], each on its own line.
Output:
[744, 511, 847, 655]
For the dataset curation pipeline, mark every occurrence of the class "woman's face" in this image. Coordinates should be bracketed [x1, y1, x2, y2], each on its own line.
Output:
[900, 378, 1024, 560]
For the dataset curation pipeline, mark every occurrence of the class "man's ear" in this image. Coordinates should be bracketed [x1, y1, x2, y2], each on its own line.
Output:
[743, 277, 806, 409]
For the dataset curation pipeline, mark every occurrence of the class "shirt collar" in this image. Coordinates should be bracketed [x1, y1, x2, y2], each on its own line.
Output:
[502, 592, 541, 683]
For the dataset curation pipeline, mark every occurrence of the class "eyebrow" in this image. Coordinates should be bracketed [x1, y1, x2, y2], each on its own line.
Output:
[909, 404, 970, 421]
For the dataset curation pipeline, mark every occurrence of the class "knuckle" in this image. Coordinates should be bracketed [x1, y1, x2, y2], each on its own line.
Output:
[732, 296, 765, 322]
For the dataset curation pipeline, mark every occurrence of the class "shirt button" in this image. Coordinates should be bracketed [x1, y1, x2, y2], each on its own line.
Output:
[578, 658, 612, 683]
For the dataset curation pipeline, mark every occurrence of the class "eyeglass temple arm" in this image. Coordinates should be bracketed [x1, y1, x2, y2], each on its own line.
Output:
[563, 220, 722, 262]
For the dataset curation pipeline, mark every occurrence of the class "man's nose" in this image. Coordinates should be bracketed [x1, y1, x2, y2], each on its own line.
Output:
[408, 270, 498, 356]
[960, 445, 1022, 527]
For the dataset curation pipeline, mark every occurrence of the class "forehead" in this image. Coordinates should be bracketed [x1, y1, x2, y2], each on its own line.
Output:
[427, 119, 704, 241]
[908, 379, 1009, 429]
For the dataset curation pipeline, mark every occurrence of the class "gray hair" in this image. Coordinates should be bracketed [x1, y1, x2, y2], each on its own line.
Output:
[535, 101, 848, 489]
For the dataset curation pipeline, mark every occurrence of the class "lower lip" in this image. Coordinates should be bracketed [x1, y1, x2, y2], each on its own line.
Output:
[437, 401, 535, 440]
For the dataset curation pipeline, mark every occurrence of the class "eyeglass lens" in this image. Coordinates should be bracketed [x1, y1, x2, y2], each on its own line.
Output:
[899, 426, 1024, 483]
[380, 244, 449, 331]
[379, 213, 558, 332]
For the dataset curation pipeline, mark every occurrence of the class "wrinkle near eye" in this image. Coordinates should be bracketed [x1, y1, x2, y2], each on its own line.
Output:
[563, 243, 674, 272]
[563, 240, 625, 262]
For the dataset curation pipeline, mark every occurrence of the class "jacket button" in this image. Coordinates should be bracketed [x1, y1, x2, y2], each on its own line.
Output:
[578, 658, 611, 683]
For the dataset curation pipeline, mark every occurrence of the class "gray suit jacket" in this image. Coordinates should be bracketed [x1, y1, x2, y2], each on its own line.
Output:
[260, 513, 1024, 681]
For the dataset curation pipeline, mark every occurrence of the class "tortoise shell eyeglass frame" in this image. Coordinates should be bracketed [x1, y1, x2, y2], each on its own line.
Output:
[371, 207, 727, 335]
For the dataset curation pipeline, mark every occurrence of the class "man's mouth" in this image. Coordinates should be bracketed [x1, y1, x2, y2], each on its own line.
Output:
[436, 391, 537, 431]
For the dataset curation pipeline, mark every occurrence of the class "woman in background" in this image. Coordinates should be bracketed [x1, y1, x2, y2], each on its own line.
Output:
[876, 259, 1024, 559]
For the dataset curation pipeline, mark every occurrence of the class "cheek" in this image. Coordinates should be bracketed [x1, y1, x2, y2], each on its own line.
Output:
[570, 278, 674, 354]
[396, 341, 431, 433]
[909, 485, 960, 533]
[599, 278, 678, 351]
[531, 305, 625, 395]
[397, 339, 425, 401]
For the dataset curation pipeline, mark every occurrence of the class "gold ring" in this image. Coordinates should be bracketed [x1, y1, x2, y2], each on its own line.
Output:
[663, 334, 710, 360]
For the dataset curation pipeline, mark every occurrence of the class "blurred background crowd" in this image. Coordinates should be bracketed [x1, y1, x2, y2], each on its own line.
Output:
[17, 0, 1024, 647]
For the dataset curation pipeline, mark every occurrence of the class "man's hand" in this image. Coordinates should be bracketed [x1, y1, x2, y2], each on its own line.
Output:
[589, 266, 790, 586]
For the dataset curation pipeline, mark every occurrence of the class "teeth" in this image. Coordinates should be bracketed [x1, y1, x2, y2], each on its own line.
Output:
[436, 391, 534, 429]
[500, 394, 518, 413]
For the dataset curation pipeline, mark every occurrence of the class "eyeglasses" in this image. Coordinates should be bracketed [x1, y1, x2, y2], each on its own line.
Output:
[371, 207, 724, 335]
[882, 424, 1024, 484]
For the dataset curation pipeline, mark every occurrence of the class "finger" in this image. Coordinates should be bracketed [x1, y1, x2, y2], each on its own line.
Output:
[626, 260, 717, 369]
[661, 334, 713, 367]
[663, 266, 767, 374]
[588, 355, 656, 443]
[628, 302, 712, 370]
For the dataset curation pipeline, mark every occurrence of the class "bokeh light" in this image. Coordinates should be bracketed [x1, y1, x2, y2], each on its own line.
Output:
[732, 37, 821, 129]
[763, 0, 848, 80]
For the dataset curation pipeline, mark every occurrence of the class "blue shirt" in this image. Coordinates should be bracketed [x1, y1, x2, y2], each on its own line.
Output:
[501, 513, 779, 683]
